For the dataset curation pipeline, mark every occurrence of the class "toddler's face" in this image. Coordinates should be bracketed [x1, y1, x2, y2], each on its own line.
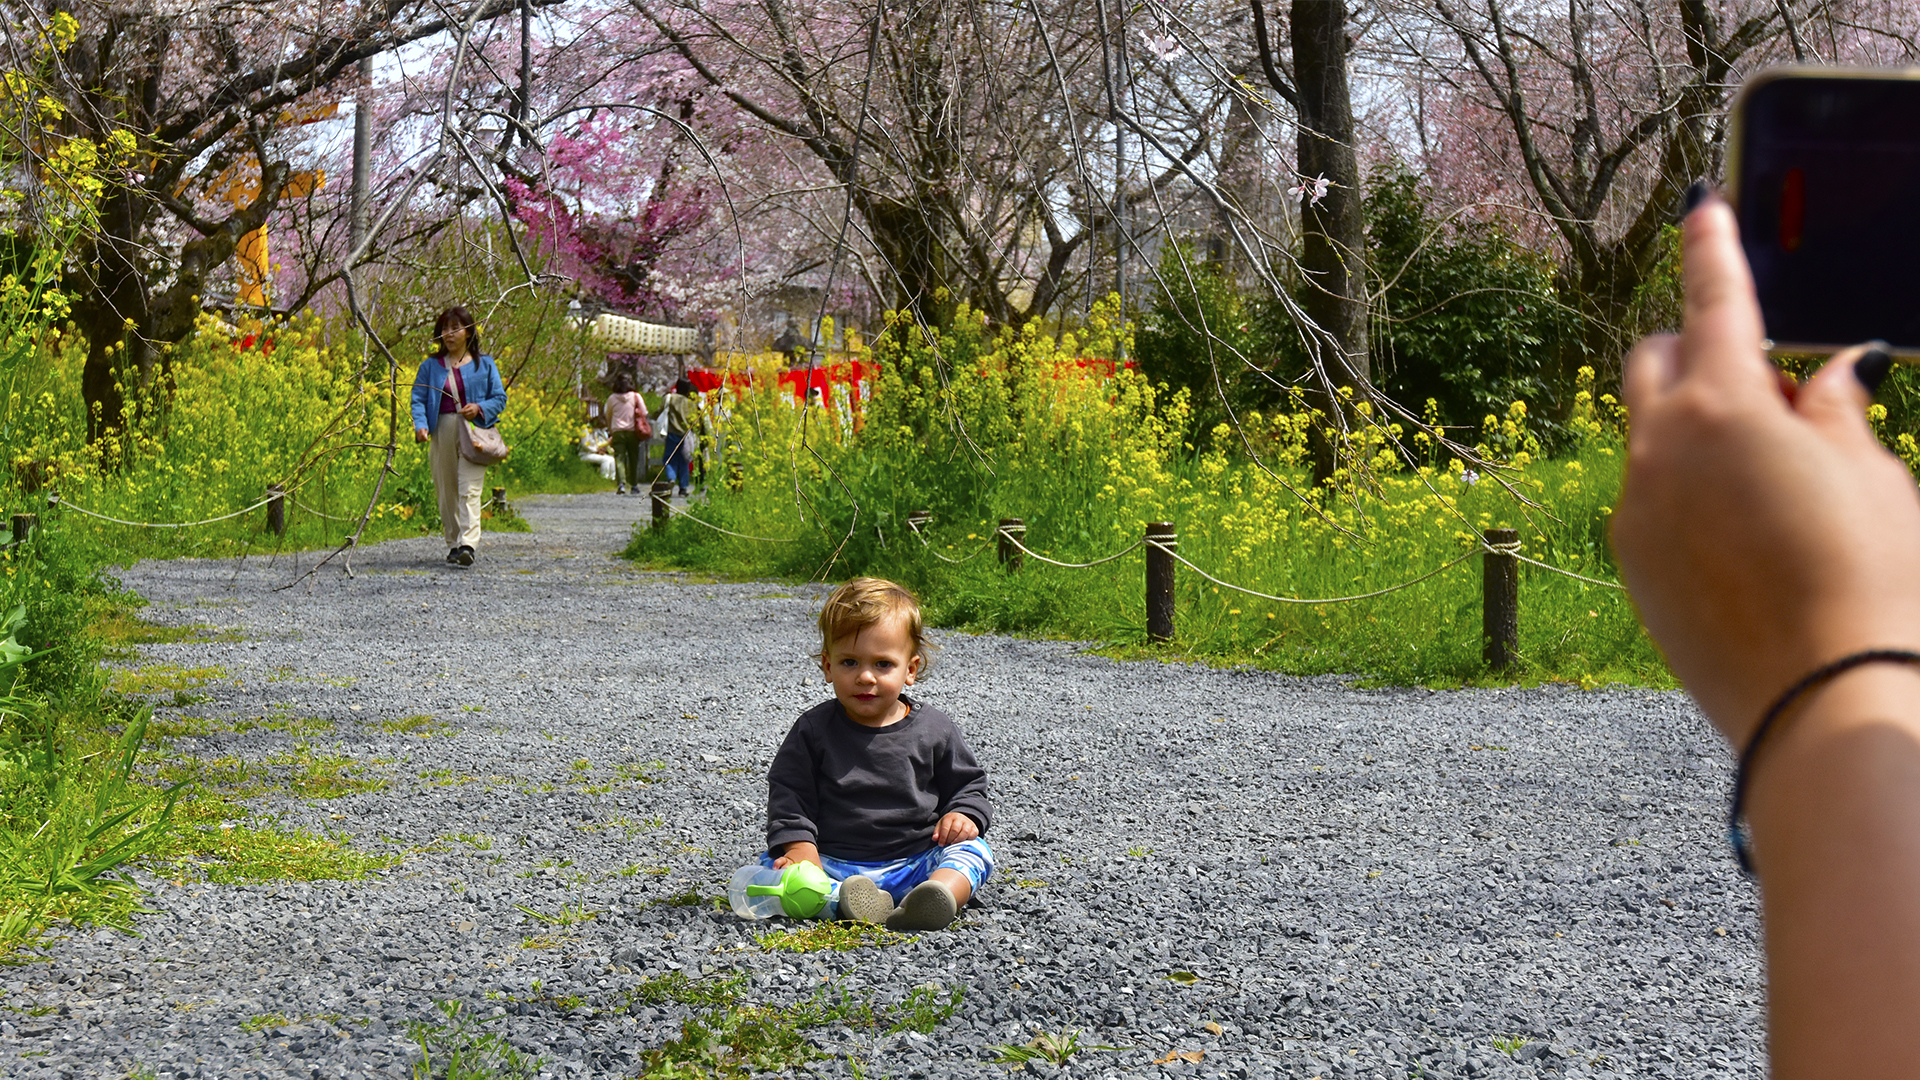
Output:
[819, 614, 922, 727]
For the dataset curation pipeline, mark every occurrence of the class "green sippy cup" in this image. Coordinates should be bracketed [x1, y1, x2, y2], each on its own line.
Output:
[748, 860, 833, 918]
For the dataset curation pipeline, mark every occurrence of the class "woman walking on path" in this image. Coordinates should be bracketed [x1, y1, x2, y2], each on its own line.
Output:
[604, 372, 650, 495]
[411, 306, 508, 566]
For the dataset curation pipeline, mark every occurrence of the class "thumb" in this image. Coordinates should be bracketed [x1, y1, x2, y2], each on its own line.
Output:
[1797, 341, 1893, 444]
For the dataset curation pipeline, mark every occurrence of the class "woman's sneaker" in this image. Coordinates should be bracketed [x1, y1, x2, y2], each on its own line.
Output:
[836, 876, 893, 924]
[446, 548, 461, 565]
[453, 546, 474, 566]
[884, 880, 957, 931]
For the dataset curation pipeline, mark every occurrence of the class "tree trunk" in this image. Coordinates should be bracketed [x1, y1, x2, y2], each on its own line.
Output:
[1291, 0, 1368, 484]
[75, 186, 154, 442]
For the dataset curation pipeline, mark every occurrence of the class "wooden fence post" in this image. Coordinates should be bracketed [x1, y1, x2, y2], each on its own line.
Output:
[997, 518, 1025, 570]
[1146, 522, 1176, 643]
[650, 480, 673, 529]
[11, 513, 36, 547]
[266, 485, 286, 537]
[1483, 527, 1519, 671]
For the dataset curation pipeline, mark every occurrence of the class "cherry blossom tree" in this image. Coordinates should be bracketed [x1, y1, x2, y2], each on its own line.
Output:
[7, 0, 571, 437]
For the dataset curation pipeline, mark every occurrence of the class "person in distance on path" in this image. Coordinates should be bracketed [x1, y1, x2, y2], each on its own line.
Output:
[761, 577, 994, 930]
[1610, 184, 1920, 1079]
[603, 371, 648, 495]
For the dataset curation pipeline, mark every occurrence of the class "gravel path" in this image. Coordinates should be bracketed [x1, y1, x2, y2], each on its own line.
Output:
[4, 493, 1765, 1080]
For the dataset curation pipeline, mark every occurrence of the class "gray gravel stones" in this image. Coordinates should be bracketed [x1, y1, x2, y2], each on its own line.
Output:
[2, 493, 1764, 1078]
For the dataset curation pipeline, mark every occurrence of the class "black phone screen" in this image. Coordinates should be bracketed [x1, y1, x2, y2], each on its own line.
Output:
[1734, 74, 1920, 352]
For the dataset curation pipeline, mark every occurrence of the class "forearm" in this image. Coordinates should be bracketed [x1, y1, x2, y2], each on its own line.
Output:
[1747, 664, 1920, 1078]
[777, 840, 821, 867]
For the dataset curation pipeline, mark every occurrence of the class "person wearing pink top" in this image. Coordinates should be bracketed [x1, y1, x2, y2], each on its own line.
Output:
[603, 372, 650, 494]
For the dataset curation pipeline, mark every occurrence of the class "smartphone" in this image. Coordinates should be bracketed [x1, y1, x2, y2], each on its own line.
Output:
[1727, 67, 1920, 356]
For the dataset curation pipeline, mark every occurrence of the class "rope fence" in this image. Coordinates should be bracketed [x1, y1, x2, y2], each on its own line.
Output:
[645, 484, 800, 543]
[49, 492, 283, 529]
[650, 502, 1626, 672]
[33, 474, 1627, 673]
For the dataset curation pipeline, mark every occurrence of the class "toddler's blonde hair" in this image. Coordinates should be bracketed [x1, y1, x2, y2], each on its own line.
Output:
[817, 577, 927, 665]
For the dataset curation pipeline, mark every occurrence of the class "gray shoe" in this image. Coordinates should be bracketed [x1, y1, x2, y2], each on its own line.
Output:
[836, 875, 893, 924]
[884, 880, 957, 931]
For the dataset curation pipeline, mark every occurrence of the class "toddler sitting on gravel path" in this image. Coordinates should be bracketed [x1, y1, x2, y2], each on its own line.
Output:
[760, 577, 993, 931]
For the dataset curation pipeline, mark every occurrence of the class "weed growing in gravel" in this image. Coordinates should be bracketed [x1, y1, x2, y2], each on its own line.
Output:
[275, 745, 389, 798]
[656, 888, 711, 908]
[515, 902, 599, 927]
[242, 713, 334, 736]
[639, 978, 963, 1077]
[382, 715, 454, 737]
[91, 610, 237, 662]
[993, 1028, 1118, 1066]
[756, 922, 914, 953]
[131, 741, 396, 884]
[1492, 1035, 1529, 1056]
[240, 1013, 289, 1033]
[627, 971, 748, 1010]
[409, 999, 540, 1080]
[110, 664, 227, 695]
[615, 760, 665, 783]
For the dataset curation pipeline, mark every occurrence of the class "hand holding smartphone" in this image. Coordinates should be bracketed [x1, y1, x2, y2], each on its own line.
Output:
[1728, 67, 1920, 356]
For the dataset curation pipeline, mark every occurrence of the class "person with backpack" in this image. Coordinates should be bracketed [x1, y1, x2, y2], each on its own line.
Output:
[661, 375, 699, 497]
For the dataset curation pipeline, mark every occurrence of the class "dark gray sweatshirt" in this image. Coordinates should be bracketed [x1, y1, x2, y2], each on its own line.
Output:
[766, 696, 992, 861]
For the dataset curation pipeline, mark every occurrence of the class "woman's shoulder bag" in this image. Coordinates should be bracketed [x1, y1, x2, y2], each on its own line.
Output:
[632, 393, 654, 438]
[448, 361, 510, 465]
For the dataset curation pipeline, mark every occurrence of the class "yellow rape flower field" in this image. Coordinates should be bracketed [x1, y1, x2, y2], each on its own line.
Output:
[630, 304, 1669, 688]
[6, 312, 591, 562]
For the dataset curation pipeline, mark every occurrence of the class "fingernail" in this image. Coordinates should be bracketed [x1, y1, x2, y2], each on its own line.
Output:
[1855, 342, 1893, 394]
[1683, 181, 1711, 214]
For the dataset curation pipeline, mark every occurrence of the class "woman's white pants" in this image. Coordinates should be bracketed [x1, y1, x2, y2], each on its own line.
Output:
[431, 413, 486, 549]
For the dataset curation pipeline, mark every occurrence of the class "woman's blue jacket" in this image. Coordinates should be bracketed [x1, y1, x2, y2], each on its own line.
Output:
[411, 354, 507, 432]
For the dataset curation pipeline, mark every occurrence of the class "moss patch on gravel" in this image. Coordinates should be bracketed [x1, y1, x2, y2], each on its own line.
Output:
[755, 921, 916, 953]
